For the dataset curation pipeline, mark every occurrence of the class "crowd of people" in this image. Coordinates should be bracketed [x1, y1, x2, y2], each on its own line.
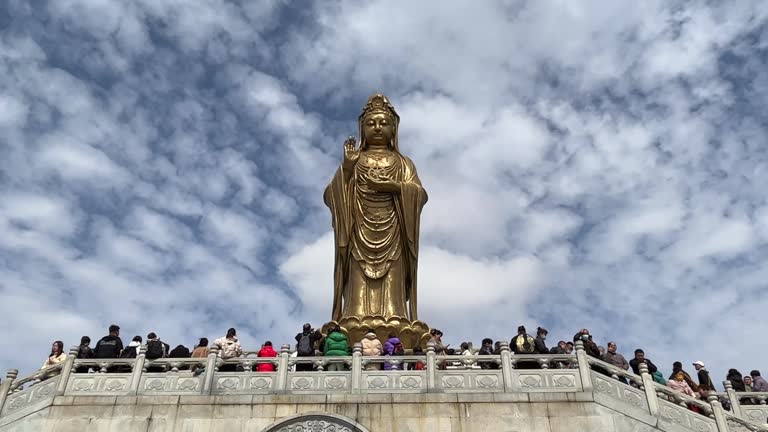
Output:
[31, 323, 768, 408]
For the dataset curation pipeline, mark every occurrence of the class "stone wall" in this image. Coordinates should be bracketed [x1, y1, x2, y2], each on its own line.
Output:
[0, 392, 666, 432]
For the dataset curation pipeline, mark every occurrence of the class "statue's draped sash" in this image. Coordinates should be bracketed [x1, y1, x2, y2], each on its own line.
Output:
[324, 154, 427, 322]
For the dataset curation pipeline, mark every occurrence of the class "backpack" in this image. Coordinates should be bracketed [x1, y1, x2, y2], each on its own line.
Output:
[651, 371, 667, 385]
[393, 343, 405, 356]
[516, 335, 536, 354]
[120, 345, 138, 359]
[297, 334, 314, 356]
[146, 340, 165, 360]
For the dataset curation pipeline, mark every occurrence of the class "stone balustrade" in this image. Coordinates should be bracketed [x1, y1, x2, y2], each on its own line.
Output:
[1, 341, 767, 432]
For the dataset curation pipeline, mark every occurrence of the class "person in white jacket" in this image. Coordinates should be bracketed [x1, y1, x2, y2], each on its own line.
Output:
[360, 331, 383, 370]
[214, 328, 242, 372]
[41, 341, 67, 380]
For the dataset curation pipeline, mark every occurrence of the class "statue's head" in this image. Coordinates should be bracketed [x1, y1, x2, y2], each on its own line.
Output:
[359, 93, 400, 151]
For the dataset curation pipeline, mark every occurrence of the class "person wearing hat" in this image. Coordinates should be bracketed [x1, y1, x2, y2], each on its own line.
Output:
[669, 361, 699, 394]
[534, 327, 549, 354]
[693, 361, 715, 394]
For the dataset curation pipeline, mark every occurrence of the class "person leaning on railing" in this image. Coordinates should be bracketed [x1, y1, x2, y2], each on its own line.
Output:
[40, 341, 66, 381]
[667, 371, 700, 413]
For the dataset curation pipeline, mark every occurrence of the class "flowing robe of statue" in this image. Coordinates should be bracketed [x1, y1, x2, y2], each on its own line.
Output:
[323, 94, 429, 347]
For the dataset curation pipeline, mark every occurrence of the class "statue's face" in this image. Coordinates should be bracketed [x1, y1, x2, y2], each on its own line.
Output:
[363, 113, 394, 148]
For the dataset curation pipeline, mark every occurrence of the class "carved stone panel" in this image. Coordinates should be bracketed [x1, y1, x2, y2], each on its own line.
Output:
[591, 373, 650, 415]
[211, 373, 276, 394]
[1, 376, 60, 415]
[139, 373, 203, 394]
[264, 414, 368, 432]
[362, 372, 426, 392]
[66, 373, 131, 395]
[741, 406, 768, 424]
[516, 370, 581, 392]
[288, 373, 349, 393]
[437, 371, 504, 392]
[657, 399, 716, 432]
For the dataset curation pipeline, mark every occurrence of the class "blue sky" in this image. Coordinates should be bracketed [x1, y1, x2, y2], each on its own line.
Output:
[1, 1, 768, 385]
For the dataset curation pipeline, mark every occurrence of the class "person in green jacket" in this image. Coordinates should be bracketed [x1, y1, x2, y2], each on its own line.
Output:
[323, 326, 350, 371]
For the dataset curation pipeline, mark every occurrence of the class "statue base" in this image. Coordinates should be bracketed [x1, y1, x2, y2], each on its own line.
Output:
[322, 316, 431, 349]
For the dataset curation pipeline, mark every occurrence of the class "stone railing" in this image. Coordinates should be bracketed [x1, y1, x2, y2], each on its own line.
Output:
[586, 355, 768, 432]
[1, 341, 767, 432]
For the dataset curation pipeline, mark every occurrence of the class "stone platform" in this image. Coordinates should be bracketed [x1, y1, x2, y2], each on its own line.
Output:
[0, 342, 766, 431]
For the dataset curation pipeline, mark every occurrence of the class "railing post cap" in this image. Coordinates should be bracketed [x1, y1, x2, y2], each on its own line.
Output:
[723, 380, 733, 389]
[353, 342, 362, 354]
[638, 362, 649, 374]
[139, 345, 147, 355]
[6, 369, 18, 380]
[210, 345, 220, 354]
[68, 346, 80, 356]
[706, 394, 719, 403]
[280, 344, 291, 354]
[425, 342, 436, 353]
[574, 340, 585, 350]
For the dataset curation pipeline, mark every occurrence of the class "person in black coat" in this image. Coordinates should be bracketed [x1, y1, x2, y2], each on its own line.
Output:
[169, 345, 191, 358]
[629, 349, 658, 375]
[94, 325, 124, 359]
[727, 368, 746, 391]
[534, 327, 549, 354]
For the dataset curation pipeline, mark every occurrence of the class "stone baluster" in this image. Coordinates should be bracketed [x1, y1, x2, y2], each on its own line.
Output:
[0, 369, 19, 415]
[498, 342, 514, 392]
[129, 345, 147, 395]
[723, 380, 742, 417]
[574, 340, 593, 392]
[351, 343, 363, 394]
[201, 346, 219, 395]
[275, 344, 291, 393]
[425, 342, 437, 392]
[706, 394, 729, 432]
[56, 346, 79, 396]
[638, 362, 660, 417]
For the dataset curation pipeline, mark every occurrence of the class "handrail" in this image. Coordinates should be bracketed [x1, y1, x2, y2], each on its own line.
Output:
[71, 358, 137, 373]
[652, 380, 714, 417]
[585, 355, 644, 386]
[8, 364, 63, 392]
[722, 411, 768, 432]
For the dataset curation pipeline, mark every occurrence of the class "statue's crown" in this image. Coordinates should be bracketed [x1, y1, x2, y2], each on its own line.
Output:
[360, 93, 399, 121]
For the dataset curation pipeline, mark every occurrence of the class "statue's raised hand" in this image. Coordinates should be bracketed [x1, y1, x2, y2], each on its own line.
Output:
[342, 136, 360, 171]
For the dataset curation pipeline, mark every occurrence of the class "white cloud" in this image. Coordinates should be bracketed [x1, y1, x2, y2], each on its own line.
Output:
[0, 1, 767, 390]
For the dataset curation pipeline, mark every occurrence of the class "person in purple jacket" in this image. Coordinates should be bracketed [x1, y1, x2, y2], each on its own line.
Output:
[383, 335, 404, 370]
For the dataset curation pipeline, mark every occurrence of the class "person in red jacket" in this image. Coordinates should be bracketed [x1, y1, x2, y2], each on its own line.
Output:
[257, 341, 277, 372]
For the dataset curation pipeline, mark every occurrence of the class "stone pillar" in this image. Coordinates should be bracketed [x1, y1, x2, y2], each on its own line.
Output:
[202, 346, 219, 395]
[723, 380, 742, 417]
[56, 346, 79, 396]
[0, 369, 18, 414]
[499, 342, 514, 392]
[638, 362, 660, 416]
[707, 394, 729, 432]
[574, 340, 593, 392]
[351, 343, 363, 394]
[426, 342, 437, 392]
[128, 345, 147, 395]
[275, 344, 290, 393]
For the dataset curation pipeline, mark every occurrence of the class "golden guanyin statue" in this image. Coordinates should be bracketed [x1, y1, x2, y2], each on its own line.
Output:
[323, 94, 431, 348]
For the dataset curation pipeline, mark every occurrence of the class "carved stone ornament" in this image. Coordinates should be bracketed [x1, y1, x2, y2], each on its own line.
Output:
[264, 414, 369, 432]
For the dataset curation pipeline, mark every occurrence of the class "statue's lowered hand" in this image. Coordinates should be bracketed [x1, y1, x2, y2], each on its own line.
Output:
[368, 175, 401, 194]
